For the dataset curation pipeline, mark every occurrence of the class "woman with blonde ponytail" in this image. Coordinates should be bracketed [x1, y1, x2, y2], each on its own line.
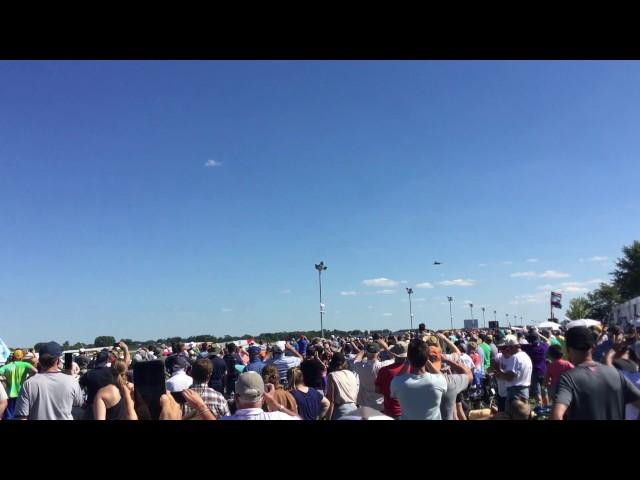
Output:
[93, 359, 137, 420]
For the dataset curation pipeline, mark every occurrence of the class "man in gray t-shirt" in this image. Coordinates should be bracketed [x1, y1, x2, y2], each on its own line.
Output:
[552, 327, 640, 420]
[439, 356, 473, 420]
[15, 342, 84, 420]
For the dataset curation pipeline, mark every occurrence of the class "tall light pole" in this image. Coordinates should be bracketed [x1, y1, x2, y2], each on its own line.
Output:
[469, 303, 474, 326]
[493, 310, 497, 324]
[315, 261, 327, 339]
[406, 288, 414, 332]
[482, 307, 486, 329]
[506, 313, 509, 327]
[447, 296, 454, 330]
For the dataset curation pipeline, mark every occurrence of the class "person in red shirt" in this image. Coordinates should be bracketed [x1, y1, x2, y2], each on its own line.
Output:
[544, 344, 574, 400]
[374, 341, 408, 419]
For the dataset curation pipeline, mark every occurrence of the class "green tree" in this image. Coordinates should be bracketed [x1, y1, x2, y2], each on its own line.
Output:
[612, 240, 640, 301]
[94, 336, 116, 347]
[566, 297, 591, 320]
[586, 283, 622, 323]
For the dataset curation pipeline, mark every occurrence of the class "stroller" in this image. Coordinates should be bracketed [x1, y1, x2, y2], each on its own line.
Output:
[461, 372, 497, 414]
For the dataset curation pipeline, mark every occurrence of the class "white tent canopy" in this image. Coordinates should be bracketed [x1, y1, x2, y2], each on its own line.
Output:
[566, 319, 601, 329]
[536, 321, 562, 330]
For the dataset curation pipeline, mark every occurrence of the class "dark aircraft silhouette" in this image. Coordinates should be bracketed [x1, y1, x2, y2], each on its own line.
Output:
[433, 261, 442, 265]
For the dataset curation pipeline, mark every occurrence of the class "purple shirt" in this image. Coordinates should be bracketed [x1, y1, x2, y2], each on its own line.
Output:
[522, 342, 549, 374]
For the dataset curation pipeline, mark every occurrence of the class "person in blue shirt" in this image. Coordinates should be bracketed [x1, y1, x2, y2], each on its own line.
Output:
[245, 346, 266, 375]
[297, 336, 309, 356]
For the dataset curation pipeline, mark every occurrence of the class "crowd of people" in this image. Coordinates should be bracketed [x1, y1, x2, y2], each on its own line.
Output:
[1, 321, 640, 420]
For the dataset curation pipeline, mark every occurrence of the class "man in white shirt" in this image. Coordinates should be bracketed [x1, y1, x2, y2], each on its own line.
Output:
[353, 340, 395, 410]
[493, 335, 532, 418]
[166, 355, 193, 392]
[220, 371, 299, 420]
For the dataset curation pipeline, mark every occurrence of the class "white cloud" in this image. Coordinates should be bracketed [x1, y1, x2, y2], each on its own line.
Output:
[400, 280, 408, 284]
[438, 279, 476, 287]
[376, 289, 397, 295]
[587, 256, 608, 262]
[478, 263, 488, 267]
[382, 313, 393, 317]
[510, 271, 537, 278]
[562, 285, 589, 293]
[363, 277, 399, 287]
[281, 289, 291, 294]
[539, 270, 570, 278]
[415, 282, 434, 289]
[340, 291, 358, 296]
[537, 280, 595, 294]
[205, 159, 223, 167]
[221, 308, 232, 312]
[586, 279, 604, 285]
[526, 258, 538, 263]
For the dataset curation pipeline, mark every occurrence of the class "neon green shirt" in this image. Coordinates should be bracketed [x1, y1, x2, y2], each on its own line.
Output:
[479, 343, 491, 371]
[0, 361, 34, 398]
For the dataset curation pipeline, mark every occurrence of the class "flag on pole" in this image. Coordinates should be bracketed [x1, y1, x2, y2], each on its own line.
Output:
[551, 292, 562, 309]
[320, 303, 325, 313]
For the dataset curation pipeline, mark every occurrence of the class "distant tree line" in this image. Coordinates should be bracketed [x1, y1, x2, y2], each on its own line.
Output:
[33, 329, 393, 352]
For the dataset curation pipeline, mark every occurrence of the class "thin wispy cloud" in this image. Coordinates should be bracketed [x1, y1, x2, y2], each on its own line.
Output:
[537, 280, 594, 293]
[221, 308, 232, 312]
[376, 289, 397, 295]
[510, 271, 537, 278]
[478, 263, 488, 267]
[526, 258, 538, 263]
[539, 270, 570, 278]
[580, 256, 608, 262]
[363, 277, 399, 287]
[415, 282, 434, 289]
[511, 293, 546, 305]
[205, 159, 223, 167]
[340, 291, 358, 296]
[281, 289, 291, 294]
[438, 279, 476, 287]
[400, 280, 408, 284]
[382, 313, 393, 317]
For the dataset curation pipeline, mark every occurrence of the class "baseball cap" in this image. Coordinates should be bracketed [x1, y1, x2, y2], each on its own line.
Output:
[38, 341, 63, 357]
[235, 372, 265, 402]
[248, 346, 261, 356]
[365, 343, 380, 354]
[208, 345, 222, 355]
[13, 349, 24, 360]
[271, 344, 283, 354]
[565, 326, 594, 351]
[390, 341, 408, 358]
[173, 355, 190, 371]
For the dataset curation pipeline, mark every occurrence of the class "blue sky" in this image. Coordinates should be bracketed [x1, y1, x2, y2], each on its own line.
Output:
[1, 61, 639, 346]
